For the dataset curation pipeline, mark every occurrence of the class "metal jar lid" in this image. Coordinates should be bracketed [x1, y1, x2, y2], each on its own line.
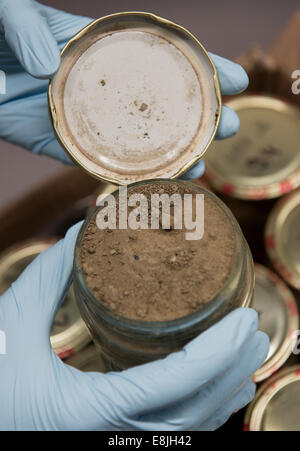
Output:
[205, 95, 300, 199]
[66, 344, 106, 372]
[265, 187, 300, 289]
[244, 365, 300, 431]
[0, 239, 91, 359]
[48, 12, 221, 185]
[252, 264, 298, 383]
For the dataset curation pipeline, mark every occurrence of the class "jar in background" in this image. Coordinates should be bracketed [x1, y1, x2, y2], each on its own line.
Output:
[0, 239, 91, 359]
[74, 180, 254, 371]
[208, 194, 277, 264]
[205, 94, 300, 200]
[244, 365, 300, 431]
[265, 187, 300, 289]
[204, 94, 300, 263]
[252, 264, 299, 383]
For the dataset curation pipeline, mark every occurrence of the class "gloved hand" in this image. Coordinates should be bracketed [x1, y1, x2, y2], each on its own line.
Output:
[0, 0, 248, 177]
[0, 222, 268, 431]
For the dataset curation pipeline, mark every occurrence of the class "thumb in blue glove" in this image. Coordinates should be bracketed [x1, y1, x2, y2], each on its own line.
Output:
[0, 0, 90, 78]
[0, 221, 269, 431]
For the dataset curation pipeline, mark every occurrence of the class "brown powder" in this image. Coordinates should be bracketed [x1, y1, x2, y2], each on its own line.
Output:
[80, 181, 236, 321]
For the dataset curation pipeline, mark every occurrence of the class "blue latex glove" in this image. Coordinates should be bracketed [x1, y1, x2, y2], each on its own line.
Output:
[0, 222, 269, 431]
[0, 0, 248, 176]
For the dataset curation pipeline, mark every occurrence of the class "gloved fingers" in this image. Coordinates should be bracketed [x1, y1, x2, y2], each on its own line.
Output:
[209, 52, 249, 95]
[38, 4, 93, 48]
[215, 105, 240, 140]
[180, 160, 205, 180]
[190, 331, 268, 424]
[0, 91, 72, 164]
[11, 222, 83, 329]
[99, 309, 258, 420]
[40, 138, 74, 165]
[123, 331, 267, 430]
[0, 94, 48, 148]
[0, 0, 60, 78]
[125, 379, 255, 432]
[197, 378, 256, 431]
[36, 309, 259, 431]
[0, 71, 48, 105]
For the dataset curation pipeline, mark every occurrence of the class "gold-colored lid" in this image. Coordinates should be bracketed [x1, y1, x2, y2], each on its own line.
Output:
[0, 240, 91, 359]
[48, 12, 221, 185]
[245, 365, 300, 431]
[205, 95, 300, 199]
[265, 187, 300, 289]
[253, 264, 298, 383]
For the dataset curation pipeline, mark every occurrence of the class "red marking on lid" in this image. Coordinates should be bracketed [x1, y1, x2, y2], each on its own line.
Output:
[287, 299, 298, 317]
[284, 271, 292, 282]
[288, 328, 296, 338]
[275, 261, 292, 282]
[268, 273, 279, 285]
[266, 235, 275, 249]
[280, 180, 294, 194]
[270, 366, 278, 376]
[243, 423, 249, 431]
[295, 369, 300, 376]
[249, 188, 268, 200]
[221, 183, 234, 195]
[58, 349, 74, 360]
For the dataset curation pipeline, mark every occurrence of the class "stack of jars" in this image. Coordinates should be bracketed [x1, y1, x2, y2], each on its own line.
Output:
[204, 93, 300, 431]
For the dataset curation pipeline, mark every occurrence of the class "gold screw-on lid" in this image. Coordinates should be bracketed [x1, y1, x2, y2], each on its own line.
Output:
[205, 94, 300, 199]
[48, 12, 221, 185]
[252, 264, 298, 383]
[0, 239, 91, 359]
[265, 187, 300, 289]
[245, 365, 300, 431]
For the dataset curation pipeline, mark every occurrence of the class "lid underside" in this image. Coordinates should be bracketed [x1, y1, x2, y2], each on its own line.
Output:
[50, 13, 220, 184]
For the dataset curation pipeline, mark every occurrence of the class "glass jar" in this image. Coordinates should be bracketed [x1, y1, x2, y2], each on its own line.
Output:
[73, 180, 254, 371]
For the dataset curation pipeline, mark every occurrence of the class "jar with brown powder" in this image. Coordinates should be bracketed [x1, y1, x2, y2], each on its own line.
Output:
[73, 179, 254, 370]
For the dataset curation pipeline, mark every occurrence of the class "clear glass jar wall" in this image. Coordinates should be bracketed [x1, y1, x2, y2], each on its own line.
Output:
[74, 180, 254, 371]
